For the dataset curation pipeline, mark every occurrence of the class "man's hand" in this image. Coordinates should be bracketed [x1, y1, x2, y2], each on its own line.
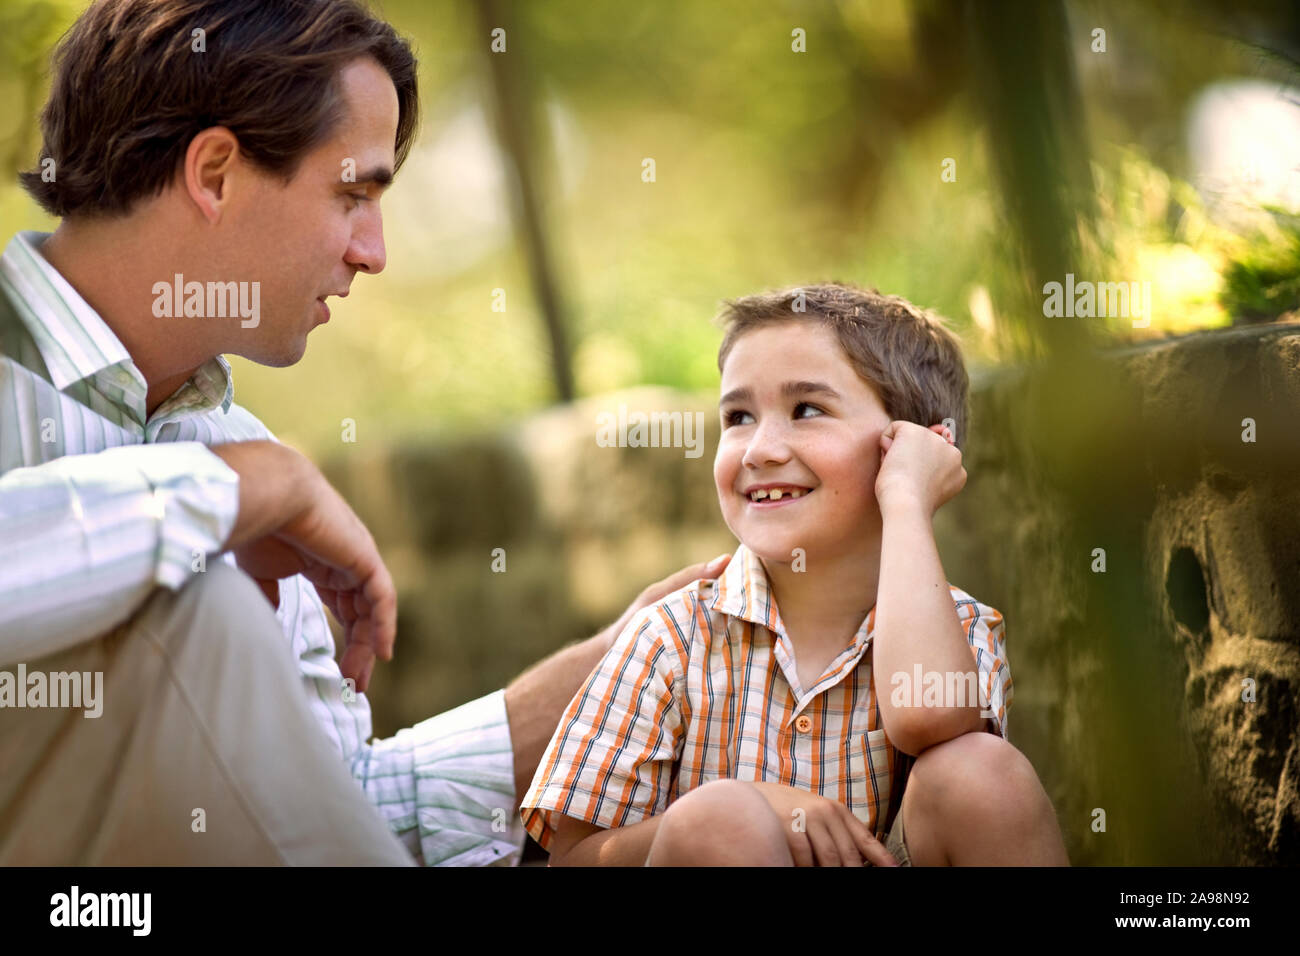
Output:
[596, 552, 732, 652]
[209, 441, 396, 694]
[875, 420, 966, 518]
[749, 781, 899, 867]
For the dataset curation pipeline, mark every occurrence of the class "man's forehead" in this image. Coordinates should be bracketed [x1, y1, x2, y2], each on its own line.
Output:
[322, 56, 399, 169]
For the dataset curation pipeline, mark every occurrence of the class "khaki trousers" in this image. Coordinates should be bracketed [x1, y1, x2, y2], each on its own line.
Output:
[0, 563, 415, 865]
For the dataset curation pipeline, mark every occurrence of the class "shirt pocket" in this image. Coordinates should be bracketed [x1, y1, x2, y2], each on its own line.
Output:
[846, 727, 894, 835]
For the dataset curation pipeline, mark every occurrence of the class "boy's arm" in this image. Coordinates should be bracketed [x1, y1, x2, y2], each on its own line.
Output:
[872, 422, 987, 756]
[873, 497, 987, 755]
[503, 553, 729, 808]
[548, 814, 664, 866]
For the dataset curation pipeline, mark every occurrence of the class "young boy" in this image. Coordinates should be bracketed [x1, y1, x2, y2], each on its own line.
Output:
[520, 284, 1068, 866]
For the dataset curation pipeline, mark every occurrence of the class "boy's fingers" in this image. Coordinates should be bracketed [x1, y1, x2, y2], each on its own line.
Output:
[807, 824, 843, 867]
[788, 835, 815, 868]
[853, 826, 899, 867]
[928, 422, 955, 445]
[828, 819, 866, 866]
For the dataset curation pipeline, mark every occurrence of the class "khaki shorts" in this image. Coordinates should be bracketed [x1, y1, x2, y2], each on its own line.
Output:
[882, 805, 913, 867]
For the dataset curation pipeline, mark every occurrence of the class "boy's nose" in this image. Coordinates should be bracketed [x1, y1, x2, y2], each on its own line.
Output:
[741, 420, 792, 469]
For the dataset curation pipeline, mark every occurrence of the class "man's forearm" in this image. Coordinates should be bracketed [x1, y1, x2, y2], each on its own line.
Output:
[502, 629, 612, 810]
[0, 443, 240, 665]
[873, 498, 985, 754]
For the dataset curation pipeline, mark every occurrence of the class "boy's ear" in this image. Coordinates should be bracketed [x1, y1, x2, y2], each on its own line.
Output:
[183, 127, 241, 224]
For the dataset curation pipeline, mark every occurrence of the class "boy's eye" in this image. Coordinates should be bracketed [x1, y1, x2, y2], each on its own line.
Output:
[794, 402, 824, 419]
[723, 409, 753, 427]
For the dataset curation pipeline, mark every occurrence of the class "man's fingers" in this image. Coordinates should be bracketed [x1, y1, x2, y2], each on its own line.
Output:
[340, 640, 376, 693]
[646, 553, 732, 603]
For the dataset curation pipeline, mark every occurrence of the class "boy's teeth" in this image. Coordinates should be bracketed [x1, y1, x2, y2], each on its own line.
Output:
[749, 486, 809, 501]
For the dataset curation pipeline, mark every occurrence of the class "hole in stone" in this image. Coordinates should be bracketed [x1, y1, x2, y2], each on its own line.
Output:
[1166, 546, 1210, 634]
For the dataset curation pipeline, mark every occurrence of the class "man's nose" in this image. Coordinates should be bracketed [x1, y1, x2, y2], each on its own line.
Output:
[346, 211, 387, 275]
[741, 417, 792, 469]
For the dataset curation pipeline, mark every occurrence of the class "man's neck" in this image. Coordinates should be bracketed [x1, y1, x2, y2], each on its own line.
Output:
[39, 222, 217, 418]
[761, 537, 882, 651]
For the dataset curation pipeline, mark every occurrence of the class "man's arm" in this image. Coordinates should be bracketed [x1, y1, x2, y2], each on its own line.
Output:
[502, 553, 731, 809]
[1, 438, 396, 691]
[0, 441, 242, 666]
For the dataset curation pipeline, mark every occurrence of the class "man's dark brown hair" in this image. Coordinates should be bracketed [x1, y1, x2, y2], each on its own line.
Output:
[716, 283, 972, 450]
[20, 0, 418, 219]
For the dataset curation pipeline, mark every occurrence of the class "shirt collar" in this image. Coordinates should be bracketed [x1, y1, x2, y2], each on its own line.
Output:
[709, 543, 788, 637]
[708, 542, 877, 650]
[1, 230, 233, 416]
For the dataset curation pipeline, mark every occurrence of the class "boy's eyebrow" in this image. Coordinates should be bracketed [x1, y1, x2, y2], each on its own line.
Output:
[719, 381, 842, 406]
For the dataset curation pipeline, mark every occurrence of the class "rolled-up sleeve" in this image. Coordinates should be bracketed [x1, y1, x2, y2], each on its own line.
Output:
[0, 442, 240, 666]
[957, 599, 1013, 739]
[353, 688, 526, 867]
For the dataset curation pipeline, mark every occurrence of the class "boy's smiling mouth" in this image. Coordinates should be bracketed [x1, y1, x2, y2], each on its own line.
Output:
[743, 482, 815, 506]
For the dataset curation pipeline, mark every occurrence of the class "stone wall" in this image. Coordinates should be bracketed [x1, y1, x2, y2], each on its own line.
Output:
[322, 325, 1300, 865]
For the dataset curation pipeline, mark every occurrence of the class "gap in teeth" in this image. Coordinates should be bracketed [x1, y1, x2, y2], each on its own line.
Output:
[750, 487, 809, 501]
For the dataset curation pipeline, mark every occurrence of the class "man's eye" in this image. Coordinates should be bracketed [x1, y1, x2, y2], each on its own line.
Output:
[794, 402, 824, 419]
[346, 192, 370, 207]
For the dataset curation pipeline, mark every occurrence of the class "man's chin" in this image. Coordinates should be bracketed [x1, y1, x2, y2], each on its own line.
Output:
[232, 338, 310, 369]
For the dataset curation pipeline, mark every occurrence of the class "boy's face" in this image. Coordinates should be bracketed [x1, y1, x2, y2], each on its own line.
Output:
[714, 320, 892, 566]
[218, 55, 396, 366]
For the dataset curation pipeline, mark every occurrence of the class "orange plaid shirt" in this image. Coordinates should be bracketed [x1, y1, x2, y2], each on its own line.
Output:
[520, 543, 1012, 853]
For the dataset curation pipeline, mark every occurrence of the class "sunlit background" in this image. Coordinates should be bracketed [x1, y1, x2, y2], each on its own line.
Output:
[2, 0, 1297, 451]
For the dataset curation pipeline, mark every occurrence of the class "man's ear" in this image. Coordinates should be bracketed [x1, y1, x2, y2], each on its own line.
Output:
[183, 127, 241, 224]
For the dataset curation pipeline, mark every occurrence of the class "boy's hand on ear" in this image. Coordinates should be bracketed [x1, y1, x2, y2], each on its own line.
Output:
[875, 420, 966, 518]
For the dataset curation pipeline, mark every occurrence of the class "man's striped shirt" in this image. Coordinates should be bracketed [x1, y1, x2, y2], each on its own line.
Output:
[521, 541, 1012, 852]
[0, 230, 525, 866]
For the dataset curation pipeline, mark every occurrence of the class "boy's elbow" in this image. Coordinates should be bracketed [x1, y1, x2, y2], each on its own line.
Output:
[892, 708, 986, 756]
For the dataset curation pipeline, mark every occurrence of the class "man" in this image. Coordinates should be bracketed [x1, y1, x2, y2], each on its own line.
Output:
[0, 0, 728, 865]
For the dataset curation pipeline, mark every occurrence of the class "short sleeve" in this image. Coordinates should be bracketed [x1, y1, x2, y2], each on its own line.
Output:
[519, 603, 687, 853]
[955, 597, 1012, 739]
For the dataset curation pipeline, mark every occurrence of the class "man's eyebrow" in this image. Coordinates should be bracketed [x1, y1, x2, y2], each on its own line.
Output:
[719, 381, 841, 406]
[341, 166, 395, 189]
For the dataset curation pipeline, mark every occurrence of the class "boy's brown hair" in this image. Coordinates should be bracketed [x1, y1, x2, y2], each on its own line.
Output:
[716, 283, 971, 450]
[20, 0, 418, 220]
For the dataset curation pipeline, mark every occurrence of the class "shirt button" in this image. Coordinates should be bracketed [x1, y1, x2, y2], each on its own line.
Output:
[795, 714, 813, 733]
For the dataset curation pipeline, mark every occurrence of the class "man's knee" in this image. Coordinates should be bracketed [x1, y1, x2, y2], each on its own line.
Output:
[647, 780, 789, 866]
[130, 562, 288, 667]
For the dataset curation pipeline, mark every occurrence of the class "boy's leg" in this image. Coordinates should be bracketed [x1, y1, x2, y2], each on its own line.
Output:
[896, 732, 1069, 866]
[645, 780, 793, 866]
[0, 563, 415, 866]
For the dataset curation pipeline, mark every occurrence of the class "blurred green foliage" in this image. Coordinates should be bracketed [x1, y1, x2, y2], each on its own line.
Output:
[1221, 211, 1300, 320]
[0, 0, 1295, 452]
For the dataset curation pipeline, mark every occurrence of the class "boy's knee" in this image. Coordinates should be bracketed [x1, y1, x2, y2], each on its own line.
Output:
[910, 732, 1048, 822]
[648, 780, 789, 866]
